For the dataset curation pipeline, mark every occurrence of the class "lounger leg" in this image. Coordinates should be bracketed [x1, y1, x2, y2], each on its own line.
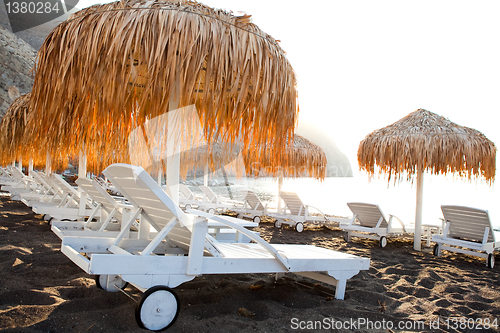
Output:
[334, 279, 347, 300]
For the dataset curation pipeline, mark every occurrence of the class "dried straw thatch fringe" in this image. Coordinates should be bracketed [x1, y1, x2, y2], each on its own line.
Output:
[358, 109, 496, 183]
[244, 134, 327, 180]
[0, 94, 30, 164]
[0, 94, 70, 171]
[24, 0, 298, 174]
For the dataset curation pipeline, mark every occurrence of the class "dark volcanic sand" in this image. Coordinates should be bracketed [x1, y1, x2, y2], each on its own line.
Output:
[1, 194, 499, 332]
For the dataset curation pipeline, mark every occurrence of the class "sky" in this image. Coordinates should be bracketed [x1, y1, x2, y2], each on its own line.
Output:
[75, 0, 500, 173]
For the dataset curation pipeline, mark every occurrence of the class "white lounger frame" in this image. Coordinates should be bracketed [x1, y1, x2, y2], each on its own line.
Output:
[230, 189, 268, 223]
[270, 191, 349, 232]
[342, 202, 413, 247]
[60, 164, 369, 330]
[432, 205, 500, 268]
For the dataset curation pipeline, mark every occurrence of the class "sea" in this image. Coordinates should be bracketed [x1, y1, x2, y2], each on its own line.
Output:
[187, 172, 500, 228]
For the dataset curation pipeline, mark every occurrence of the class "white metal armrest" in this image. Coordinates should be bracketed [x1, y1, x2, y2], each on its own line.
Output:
[187, 209, 291, 270]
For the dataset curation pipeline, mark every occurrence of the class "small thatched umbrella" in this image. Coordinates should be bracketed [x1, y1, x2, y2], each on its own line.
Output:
[243, 134, 327, 212]
[0, 94, 30, 167]
[358, 108, 496, 250]
[23, 0, 299, 187]
[244, 134, 327, 180]
[0, 94, 70, 173]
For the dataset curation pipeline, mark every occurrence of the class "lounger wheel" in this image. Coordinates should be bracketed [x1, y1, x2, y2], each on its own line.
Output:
[208, 208, 216, 215]
[487, 253, 495, 269]
[253, 216, 261, 224]
[433, 244, 441, 257]
[274, 220, 281, 228]
[295, 222, 304, 233]
[94, 274, 128, 292]
[136, 286, 180, 331]
[379, 236, 387, 248]
[343, 231, 351, 243]
[184, 204, 191, 210]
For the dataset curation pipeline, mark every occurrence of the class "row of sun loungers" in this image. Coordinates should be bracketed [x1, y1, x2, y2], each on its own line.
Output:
[0, 164, 372, 331]
[2, 164, 499, 271]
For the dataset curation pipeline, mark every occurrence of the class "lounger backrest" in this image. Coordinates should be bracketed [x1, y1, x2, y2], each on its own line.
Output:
[31, 171, 55, 192]
[441, 205, 494, 243]
[279, 191, 305, 216]
[10, 167, 26, 181]
[75, 177, 123, 220]
[240, 190, 265, 211]
[347, 203, 388, 228]
[179, 184, 195, 200]
[103, 164, 200, 252]
[51, 174, 80, 198]
[199, 185, 217, 203]
[38, 173, 63, 194]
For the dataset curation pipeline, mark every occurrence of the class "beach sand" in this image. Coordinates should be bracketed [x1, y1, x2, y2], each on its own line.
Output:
[1, 194, 499, 333]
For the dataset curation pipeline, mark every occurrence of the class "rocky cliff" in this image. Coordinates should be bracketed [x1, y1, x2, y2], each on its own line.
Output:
[0, 25, 36, 117]
[0, 0, 75, 117]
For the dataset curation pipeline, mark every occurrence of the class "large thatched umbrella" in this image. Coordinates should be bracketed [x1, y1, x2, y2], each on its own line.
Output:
[23, 0, 299, 191]
[358, 108, 496, 250]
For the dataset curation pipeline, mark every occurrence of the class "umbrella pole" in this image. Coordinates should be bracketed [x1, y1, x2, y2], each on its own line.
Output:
[164, 81, 180, 205]
[204, 164, 209, 186]
[28, 159, 33, 176]
[414, 169, 424, 251]
[277, 171, 284, 213]
[158, 167, 162, 186]
[78, 150, 88, 216]
[45, 152, 51, 175]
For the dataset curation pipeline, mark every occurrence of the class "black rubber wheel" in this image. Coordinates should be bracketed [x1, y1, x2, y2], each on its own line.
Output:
[487, 253, 495, 269]
[253, 216, 261, 224]
[379, 236, 387, 248]
[184, 204, 191, 210]
[135, 286, 180, 331]
[295, 222, 304, 233]
[208, 208, 216, 215]
[274, 220, 281, 228]
[343, 231, 351, 243]
[433, 244, 440, 256]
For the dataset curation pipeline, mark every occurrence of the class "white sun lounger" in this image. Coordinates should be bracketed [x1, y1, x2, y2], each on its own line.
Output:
[197, 185, 242, 212]
[270, 191, 349, 232]
[60, 164, 370, 331]
[178, 185, 241, 214]
[341, 202, 414, 247]
[230, 189, 268, 223]
[432, 205, 500, 268]
[53, 177, 258, 243]
[178, 184, 204, 210]
[31, 173, 96, 221]
[51, 177, 132, 239]
[0, 166, 15, 185]
[0, 167, 38, 199]
[19, 171, 66, 207]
